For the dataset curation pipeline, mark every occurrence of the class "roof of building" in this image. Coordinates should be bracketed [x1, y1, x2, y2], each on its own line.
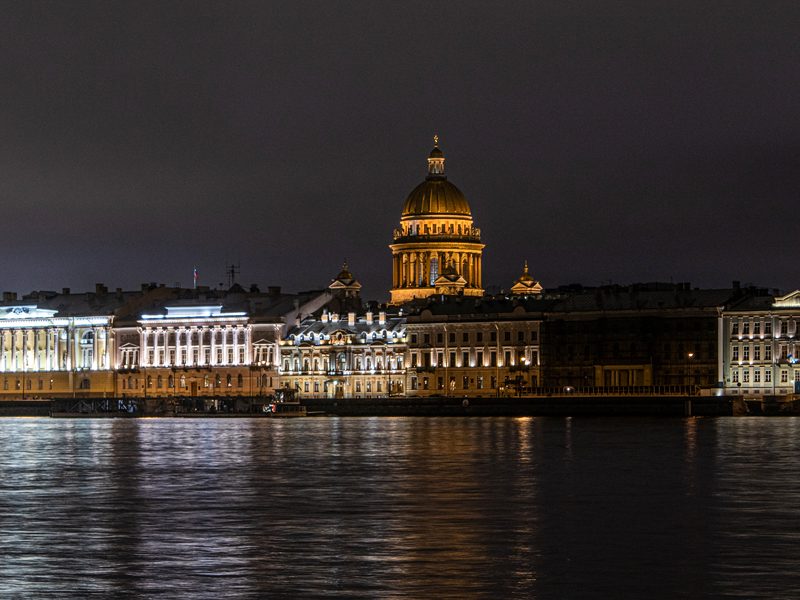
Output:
[548, 287, 736, 314]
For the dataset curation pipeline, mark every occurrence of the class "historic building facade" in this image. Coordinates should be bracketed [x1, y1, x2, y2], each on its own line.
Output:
[720, 289, 800, 397]
[112, 284, 332, 398]
[389, 139, 484, 304]
[404, 296, 551, 397]
[0, 287, 125, 398]
[281, 267, 407, 398]
[539, 284, 737, 390]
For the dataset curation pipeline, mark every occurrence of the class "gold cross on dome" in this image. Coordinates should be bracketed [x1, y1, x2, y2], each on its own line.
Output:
[434, 135, 438, 146]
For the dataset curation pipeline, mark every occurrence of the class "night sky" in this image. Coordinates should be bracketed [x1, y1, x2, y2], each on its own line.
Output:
[2, 2, 799, 301]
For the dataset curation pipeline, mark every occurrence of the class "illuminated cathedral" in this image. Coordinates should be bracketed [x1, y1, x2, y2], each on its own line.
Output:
[389, 138, 485, 304]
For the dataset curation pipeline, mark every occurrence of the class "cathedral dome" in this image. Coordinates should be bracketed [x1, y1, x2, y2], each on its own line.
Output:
[401, 179, 471, 217]
[401, 138, 471, 217]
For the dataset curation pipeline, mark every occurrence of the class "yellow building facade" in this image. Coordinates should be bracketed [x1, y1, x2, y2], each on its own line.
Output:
[390, 139, 484, 304]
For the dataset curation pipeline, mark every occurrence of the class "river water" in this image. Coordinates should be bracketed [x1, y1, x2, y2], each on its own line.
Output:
[0, 417, 799, 599]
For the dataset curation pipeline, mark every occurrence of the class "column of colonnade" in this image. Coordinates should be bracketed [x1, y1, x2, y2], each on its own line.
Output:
[0, 327, 78, 372]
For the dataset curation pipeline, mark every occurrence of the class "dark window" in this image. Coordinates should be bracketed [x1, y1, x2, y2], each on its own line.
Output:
[424, 333, 430, 344]
[449, 352, 456, 367]
[477, 332, 483, 342]
[531, 331, 538, 341]
[490, 332, 497, 342]
[437, 333, 443, 343]
[411, 334, 418, 344]
[518, 331, 524, 341]
[462, 332, 469, 343]
[504, 331, 511, 342]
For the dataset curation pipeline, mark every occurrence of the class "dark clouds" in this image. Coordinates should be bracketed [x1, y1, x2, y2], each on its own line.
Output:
[0, 1, 799, 299]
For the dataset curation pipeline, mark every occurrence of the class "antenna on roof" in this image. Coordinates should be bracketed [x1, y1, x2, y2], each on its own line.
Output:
[226, 263, 240, 288]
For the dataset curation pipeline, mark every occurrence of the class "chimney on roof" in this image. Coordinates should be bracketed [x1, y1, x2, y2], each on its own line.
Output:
[268, 286, 281, 297]
[95, 283, 105, 295]
[321, 310, 329, 323]
[684, 282, 690, 291]
[733, 281, 741, 292]
[366, 311, 373, 325]
[141, 284, 148, 293]
[62, 288, 70, 295]
[250, 284, 259, 293]
[2, 292, 17, 302]
[293, 299, 300, 310]
[116, 288, 122, 298]
[379, 311, 386, 325]
[348, 312, 356, 326]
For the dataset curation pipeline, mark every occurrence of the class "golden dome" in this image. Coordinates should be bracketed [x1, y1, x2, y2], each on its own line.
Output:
[401, 139, 471, 217]
[517, 261, 535, 282]
[336, 262, 354, 280]
[402, 179, 471, 217]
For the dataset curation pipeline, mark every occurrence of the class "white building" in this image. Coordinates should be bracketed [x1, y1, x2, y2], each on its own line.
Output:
[720, 289, 800, 397]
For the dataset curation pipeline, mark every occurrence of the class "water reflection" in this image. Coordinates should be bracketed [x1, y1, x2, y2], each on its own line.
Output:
[0, 417, 799, 598]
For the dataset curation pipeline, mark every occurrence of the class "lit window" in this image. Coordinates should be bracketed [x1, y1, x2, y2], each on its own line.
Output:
[781, 370, 788, 383]
[765, 371, 772, 383]
[732, 371, 739, 383]
[743, 371, 750, 383]
[754, 371, 761, 383]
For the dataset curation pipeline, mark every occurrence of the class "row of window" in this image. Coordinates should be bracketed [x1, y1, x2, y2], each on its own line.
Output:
[2, 378, 54, 390]
[732, 345, 774, 361]
[283, 356, 404, 372]
[731, 369, 799, 383]
[411, 349, 534, 369]
[410, 375, 535, 391]
[144, 331, 247, 345]
[290, 379, 404, 394]
[122, 372, 251, 390]
[410, 330, 538, 345]
[731, 320, 784, 335]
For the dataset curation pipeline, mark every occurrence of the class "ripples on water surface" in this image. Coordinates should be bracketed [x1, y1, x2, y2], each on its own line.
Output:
[1, 417, 799, 598]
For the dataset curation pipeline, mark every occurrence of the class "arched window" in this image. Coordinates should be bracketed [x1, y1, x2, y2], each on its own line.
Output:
[180, 374, 186, 388]
[147, 375, 152, 388]
[314, 358, 319, 371]
[204, 374, 209, 387]
[122, 379, 126, 390]
[157, 375, 163, 388]
[237, 374, 243, 387]
[226, 374, 232, 387]
[168, 375, 174, 388]
[304, 359, 309, 371]
[128, 376, 133, 388]
[215, 374, 221, 387]
[80, 378, 90, 389]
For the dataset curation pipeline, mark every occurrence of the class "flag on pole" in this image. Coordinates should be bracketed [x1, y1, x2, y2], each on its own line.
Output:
[193, 268, 198, 289]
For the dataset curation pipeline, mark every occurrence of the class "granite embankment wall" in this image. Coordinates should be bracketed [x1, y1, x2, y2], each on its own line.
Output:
[0, 401, 51, 417]
[6, 396, 800, 417]
[304, 395, 734, 417]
